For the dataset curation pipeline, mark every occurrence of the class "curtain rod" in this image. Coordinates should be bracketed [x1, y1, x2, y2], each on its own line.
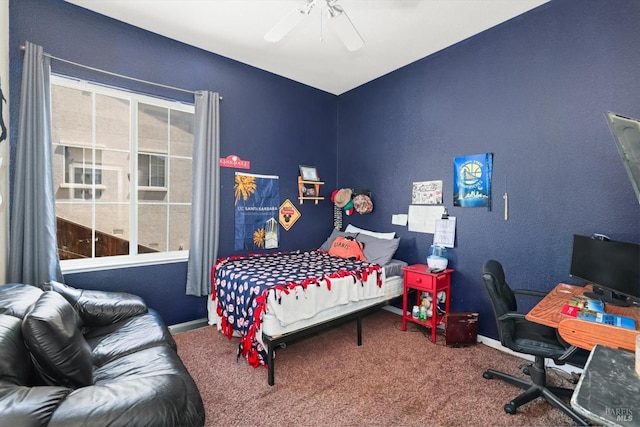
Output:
[19, 45, 222, 100]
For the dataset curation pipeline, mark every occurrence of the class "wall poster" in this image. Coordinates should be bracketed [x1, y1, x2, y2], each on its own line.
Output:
[411, 180, 442, 204]
[234, 172, 280, 251]
[453, 153, 493, 208]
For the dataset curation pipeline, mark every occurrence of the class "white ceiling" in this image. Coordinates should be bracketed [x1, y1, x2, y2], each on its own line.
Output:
[64, 0, 549, 95]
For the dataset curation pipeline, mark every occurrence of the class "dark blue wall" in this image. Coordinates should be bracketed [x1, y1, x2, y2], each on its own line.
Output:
[9, 0, 338, 325]
[337, 0, 640, 338]
[10, 0, 640, 338]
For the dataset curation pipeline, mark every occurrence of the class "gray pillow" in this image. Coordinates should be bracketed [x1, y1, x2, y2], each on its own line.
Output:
[355, 234, 400, 266]
[319, 229, 357, 252]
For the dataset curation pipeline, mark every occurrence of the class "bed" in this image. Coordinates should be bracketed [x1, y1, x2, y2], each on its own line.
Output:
[208, 227, 405, 385]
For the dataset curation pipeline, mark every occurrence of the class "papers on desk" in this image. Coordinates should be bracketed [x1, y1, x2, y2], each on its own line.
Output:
[560, 296, 636, 330]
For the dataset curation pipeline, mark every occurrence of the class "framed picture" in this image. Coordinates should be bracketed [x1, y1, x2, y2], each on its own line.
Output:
[299, 165, 319, 181]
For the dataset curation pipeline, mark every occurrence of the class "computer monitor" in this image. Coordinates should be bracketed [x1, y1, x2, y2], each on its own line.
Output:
[569, 234, 640, 307]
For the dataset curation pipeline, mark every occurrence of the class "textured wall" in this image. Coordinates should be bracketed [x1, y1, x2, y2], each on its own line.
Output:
[9, 0, 338, 325]
[337, 0, 640, 338]
[10, 0, 640, 336]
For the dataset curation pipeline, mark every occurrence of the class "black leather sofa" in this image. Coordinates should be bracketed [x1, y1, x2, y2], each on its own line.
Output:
[0, 282, 205, 427]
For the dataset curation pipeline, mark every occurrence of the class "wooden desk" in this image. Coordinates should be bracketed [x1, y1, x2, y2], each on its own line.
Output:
[526, 283, 640, 352]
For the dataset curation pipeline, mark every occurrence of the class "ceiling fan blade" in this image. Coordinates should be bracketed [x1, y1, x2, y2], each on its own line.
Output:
[327, 4, 364, 51]
[265, 1, 315, 43]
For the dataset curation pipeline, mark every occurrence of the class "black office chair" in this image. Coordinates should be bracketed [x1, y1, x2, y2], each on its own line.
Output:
[481, 260, 590, 426]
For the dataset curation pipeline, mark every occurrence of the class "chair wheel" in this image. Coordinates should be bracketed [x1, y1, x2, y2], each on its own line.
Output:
[504, 403, 517, 415]
[483, 371, 493, 379]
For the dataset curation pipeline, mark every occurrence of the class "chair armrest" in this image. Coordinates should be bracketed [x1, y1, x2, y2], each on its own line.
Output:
[554, 344, 581, 364]
[513, 289, 547, 299]
[498, 312, 526, 321]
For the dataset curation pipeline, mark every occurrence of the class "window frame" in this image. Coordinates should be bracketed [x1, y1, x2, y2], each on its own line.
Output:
[51, 75, 195, 274]
[60, 145, 107, 198]
[138, 153, 168, 191]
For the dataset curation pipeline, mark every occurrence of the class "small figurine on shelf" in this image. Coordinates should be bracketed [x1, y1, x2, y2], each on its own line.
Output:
[297, 172, 324, 204]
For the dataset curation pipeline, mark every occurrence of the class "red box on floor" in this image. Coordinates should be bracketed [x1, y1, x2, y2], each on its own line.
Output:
[445, 312, 478, 347]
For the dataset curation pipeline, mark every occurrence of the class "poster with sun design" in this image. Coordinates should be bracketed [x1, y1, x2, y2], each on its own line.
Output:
[234, 172, 280, 251]
[453, 153, 493, 208]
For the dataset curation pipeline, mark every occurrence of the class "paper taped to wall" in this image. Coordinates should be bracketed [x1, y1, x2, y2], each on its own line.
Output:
[407, 205, 445, 234]
[392, 214, 408, 226]
[434, 217, 456, 248]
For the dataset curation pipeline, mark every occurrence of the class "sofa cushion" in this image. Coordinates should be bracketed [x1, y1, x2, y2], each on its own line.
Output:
[0, 382, 71, 426]
[50, 346, 204, 427]
[0, 283, 44, 319]
[0, 314, 33, 386]
[45, 281, 148, 326]
[84, 309, 177, 367]
[22, 292, 94, 388]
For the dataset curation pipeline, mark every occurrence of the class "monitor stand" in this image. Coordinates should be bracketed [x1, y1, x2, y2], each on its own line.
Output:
[583, 286, 631, 307]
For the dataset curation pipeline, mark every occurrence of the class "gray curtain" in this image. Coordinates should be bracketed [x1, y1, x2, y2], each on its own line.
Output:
[186, 91, 220, 296]
[8, 42, 63, 285]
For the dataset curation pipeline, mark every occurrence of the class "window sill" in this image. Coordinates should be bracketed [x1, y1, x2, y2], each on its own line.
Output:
[60, 183, 107, 190]
[138, 186, 168, 192]
[60, 250, 189, 274]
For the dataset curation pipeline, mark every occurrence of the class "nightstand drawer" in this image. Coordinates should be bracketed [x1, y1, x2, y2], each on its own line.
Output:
[405, 271, 449, 288]
[404, 271, 434, 289]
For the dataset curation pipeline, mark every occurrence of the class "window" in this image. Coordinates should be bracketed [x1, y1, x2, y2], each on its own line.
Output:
[63, 146, 104, 199]
[51, 75, 194, 271]
[138, 154, 166, 189]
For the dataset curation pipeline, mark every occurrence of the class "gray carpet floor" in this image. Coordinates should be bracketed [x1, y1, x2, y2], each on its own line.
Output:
[174, 309, 581, 426]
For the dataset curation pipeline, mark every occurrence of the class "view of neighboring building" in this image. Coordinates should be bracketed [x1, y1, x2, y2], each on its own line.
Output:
[50, 77, 194, 260]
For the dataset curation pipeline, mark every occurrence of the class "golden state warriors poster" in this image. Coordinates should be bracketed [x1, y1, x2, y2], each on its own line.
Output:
[453, 153, 493, 207]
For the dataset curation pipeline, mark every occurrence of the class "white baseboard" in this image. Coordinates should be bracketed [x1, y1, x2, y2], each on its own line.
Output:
[169, 318, 209, 334]
[385, 306, 582, 375]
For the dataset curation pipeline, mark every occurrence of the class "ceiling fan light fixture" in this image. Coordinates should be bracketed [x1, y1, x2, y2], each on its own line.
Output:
[264, 0, 315, 42]
[327, 3, 364, 51]
[326, 2, 342, 19]
[264, 0, 364, 51]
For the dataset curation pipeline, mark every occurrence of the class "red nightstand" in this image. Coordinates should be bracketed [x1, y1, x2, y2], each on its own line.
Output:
[401, 264, 453, 343]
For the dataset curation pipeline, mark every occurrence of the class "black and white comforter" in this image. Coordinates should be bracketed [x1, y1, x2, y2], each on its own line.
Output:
[212, 250, 382, 367]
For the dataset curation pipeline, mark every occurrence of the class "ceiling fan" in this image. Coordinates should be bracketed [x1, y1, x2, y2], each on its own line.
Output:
[264, 0, 365, 51]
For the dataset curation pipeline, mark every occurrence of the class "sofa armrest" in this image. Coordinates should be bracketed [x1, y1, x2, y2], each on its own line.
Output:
[44, 281, 148, 326]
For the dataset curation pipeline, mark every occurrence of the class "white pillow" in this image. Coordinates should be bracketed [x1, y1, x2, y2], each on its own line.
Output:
[345, 224, 395, 240]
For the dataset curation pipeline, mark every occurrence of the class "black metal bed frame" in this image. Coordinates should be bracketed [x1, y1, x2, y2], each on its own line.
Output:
[261, 299, 392, 386]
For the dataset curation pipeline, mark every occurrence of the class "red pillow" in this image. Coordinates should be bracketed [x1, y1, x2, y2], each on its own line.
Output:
[328, 236, 367, 261]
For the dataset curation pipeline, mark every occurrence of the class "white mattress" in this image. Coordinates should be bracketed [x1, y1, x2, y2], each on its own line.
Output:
[257, 273, 403, 341]
[208, 261, 405, 341]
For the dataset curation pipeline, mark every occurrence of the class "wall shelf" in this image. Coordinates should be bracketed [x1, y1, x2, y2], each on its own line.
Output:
[298, 176, 324, 204]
